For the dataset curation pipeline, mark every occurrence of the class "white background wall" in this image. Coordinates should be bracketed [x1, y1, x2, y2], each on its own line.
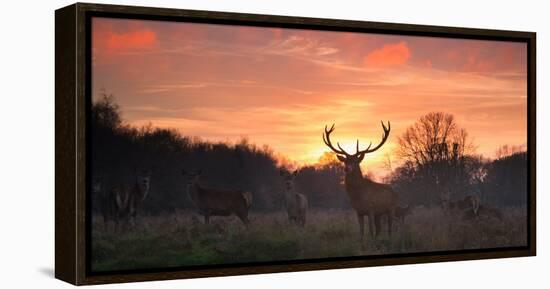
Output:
[0, 0, 547, 287]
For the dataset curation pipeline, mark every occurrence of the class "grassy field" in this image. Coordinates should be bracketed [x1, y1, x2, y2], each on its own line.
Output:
[90, 206, 527, 272]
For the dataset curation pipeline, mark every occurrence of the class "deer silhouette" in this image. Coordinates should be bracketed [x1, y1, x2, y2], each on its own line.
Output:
[280, 169, 308, 227]
[323, 122, 398, 240]
[182, 169, 252, 227]
[100, 169, 151, 231]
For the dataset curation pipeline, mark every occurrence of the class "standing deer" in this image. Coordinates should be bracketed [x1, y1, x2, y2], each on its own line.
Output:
[182, 169, 252, 227]
[103, 169, 151, 231]
[91, 178, 113, 229]
[394, 205, 412, 224]
[323, 122, 398, 240]
[280, 169, 308, 227]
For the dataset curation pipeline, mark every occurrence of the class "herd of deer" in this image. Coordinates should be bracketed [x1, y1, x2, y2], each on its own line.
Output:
[93, 122, 502, 240]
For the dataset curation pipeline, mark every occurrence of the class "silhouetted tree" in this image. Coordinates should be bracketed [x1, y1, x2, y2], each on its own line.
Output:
[482, 151, 527, 207]
[392, 112, 479, 206]
[391, 112, 527, 208]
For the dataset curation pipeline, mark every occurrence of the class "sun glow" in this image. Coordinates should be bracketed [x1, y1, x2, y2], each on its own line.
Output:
[93, 18, 527, 179]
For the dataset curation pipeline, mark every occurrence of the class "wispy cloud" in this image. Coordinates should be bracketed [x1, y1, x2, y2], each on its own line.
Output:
[92, 18, 527, 176]
[364, 41, 411, 67]
[137, 81, 315, 95]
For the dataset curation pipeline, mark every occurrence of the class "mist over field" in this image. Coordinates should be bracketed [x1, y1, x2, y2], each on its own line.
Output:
[91, 207, 527, 272]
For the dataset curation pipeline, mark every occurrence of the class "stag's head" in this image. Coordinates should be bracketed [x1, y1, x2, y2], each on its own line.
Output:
[322, 121, 390, 175]
[182, 169, 202, 189]
[280, 169, 298, 191]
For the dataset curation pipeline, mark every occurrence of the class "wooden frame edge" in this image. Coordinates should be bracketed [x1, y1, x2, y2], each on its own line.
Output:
[55, 3, 78, 285]
[54, 2, 537, 285]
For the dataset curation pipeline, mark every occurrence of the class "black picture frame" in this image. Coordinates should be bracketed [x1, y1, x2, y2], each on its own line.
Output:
[55, 2, 536, 285]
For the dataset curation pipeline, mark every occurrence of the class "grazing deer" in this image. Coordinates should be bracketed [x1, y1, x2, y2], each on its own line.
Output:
[443, 194, 481, 214]
[91, 179, 113, 229]
[182, 169, 252, 227]
[280, 169, 308, 227]
[104, 169, 151, 230]
[323, 122, 398, 240]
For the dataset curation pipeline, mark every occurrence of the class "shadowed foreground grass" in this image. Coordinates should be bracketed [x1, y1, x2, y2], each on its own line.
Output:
[90, 207, 527, 272]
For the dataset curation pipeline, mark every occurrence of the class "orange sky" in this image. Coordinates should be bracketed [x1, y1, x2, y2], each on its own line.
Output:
[92, 17, 527, 177]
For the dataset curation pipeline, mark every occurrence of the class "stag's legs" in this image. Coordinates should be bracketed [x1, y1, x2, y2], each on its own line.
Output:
[103, 215, 110, 232]
[288, 216, 296, 225]
[387, 213, 393, 237]
[130, 213, 137, 228]
[374, 215, 382, 238]
[356, 212, 365, 240]
[114, 219, 120, 233]
[368, 212, 376, 237]
[204, 214, 210, 224]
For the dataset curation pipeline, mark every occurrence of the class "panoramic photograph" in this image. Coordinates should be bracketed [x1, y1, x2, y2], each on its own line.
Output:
[89, 17, 528, 272]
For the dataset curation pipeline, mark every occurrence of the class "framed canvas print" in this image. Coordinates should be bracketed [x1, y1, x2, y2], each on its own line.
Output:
[55, 3, 536, 285]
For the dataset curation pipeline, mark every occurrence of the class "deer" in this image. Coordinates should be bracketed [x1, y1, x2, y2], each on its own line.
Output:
[394, 205, 412, 224]
[99, 170, 151, 231]
[91, 178, 114, 229]
[323, 122, 398, 240]
[280, 169, 308, 227]
[182, 169, 252, 228]
[442, 193, 481, 215]
[461, 196, 503, 222]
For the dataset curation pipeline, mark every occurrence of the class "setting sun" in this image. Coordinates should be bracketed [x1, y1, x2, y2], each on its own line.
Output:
[92, 18, 527, 177]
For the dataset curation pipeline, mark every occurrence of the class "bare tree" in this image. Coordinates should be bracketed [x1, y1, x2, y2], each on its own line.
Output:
[495, 144, 527, 159]
[394, 112, 477, 206]
[397, 112, 473, 165]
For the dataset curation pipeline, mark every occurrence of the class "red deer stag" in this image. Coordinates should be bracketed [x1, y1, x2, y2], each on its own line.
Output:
[103, 169, 151, 231]
[323, 122, 398, 240]
[182, 169, 252, 228]
[280, 169, 308, 227]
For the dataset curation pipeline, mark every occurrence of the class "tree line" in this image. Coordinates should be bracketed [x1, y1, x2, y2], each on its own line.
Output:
[90, 93, 527, 215]
[389, 112, 526, 207]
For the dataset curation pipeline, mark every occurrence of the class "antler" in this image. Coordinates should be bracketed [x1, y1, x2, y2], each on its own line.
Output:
[323, 121, 391, 157]
[323, 124, 351, 156]
[357, 121, 391, 155]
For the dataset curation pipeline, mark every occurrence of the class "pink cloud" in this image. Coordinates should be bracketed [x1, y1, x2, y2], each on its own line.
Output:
[106, 29, 157, 51]
[93, 20, 157, 55]
[91, 18, 527, 171]
[364, 42, 411, 67]
[440, 42, 525, 73]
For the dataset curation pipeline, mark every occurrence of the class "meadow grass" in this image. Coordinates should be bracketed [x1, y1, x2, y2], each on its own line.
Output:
[90, 207, 527, 272]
